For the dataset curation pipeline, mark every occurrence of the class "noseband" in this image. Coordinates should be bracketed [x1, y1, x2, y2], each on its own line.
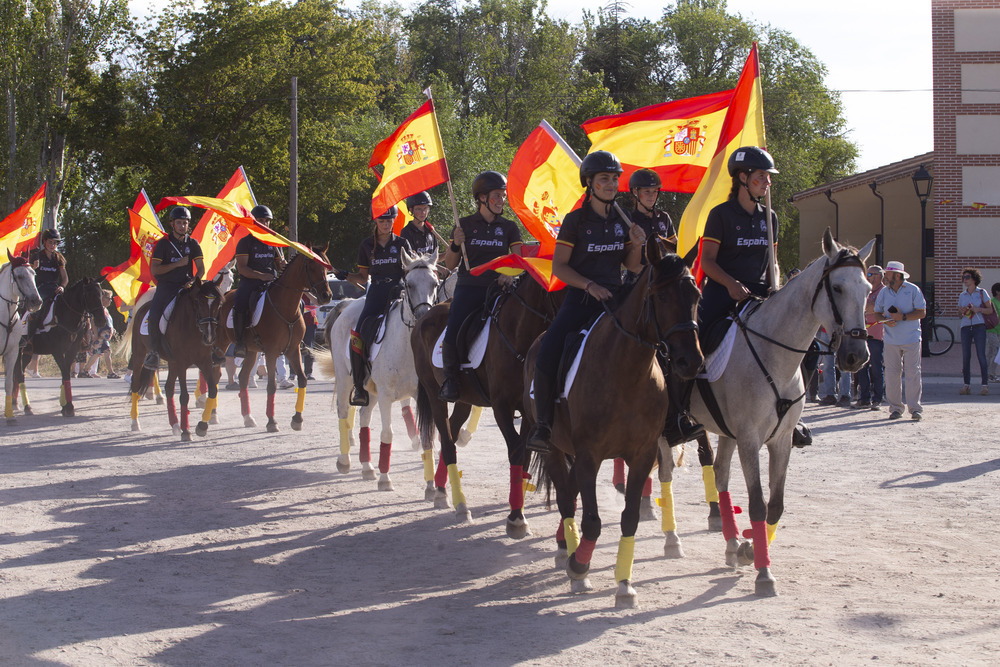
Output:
[810, 249, 868, 350]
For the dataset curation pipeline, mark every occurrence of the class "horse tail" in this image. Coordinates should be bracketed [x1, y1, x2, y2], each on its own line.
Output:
[415, 382, 436, 451]
[113, 314, 135, 365]
[527, 450, 554, 509]
[315, 348, 336, 379]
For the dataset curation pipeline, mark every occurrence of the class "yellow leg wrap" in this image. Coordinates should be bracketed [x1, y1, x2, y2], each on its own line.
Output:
[767, 521, 778, 544]
[194, 383, 203, 399]
[447, 463, 467, 507]
[422, 449, 434, 482]
[153, 374, 161, 396]
[659, 481, 677, 533]
[338, 418, 351, 456]
[59, 383, 66, 407]
[702, 465, 720, 504]
[347, 405, 355, 429]
[295, 386, 306, 413]
[615, 535, 636, 583]
[201, 396, 216, 423]
[4, 395, 12, 420]
[466, 405, 483, 433]
[19, 384, 28, 404]
[563, 517, 580, 556]
[130, 393, 140, 420]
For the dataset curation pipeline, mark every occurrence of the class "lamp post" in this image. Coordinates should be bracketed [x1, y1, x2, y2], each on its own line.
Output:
[868, 181, 884, 266]
[912, 164, 933, 357]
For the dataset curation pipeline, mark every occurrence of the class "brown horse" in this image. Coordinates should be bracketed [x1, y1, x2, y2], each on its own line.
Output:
[523, 238, 702, 608]
[15, 277, 106, 417]
[215, 244, 332, 432]
[412, 272, 565, 531]
[125, 278, 224, 441]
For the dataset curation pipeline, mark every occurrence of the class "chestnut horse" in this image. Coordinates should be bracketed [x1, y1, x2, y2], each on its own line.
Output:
[214, 244, 333, 432]
[15, 277, 106, 417]
[124, 278, 224, 441]
[412, 271, 565, 531]
[523, 238, 702, 608]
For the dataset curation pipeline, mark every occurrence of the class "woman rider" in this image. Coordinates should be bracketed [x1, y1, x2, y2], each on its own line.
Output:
[629, 168, 677, 244]
[438, 171, 523, 401]
[345, 205, 413, 406]
[525, 151, 646, 453]
[24, 228, 69, 340]
[232, 205, 286, 356]
[399, 191, 439, 256]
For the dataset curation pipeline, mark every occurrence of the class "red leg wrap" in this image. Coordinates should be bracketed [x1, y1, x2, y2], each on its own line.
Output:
[378, 442, 391, 474]
[359, 427, 371, 463]
[239, 389, 250, 416]
[181, 405, 189, 431]
[402, 405, 417, 439]
[719, 492, 740, 541]
[199, 375, 207, 394]
[574, 537, 597, 565]
[613, 458, 625, 486]
[556, 520, 565, 542]
[266, 392, 275, 419]
[434, 454, 448, 488]
[63, 380, 72, 403]
[752, 520, 771, 569]
[167, 396, 177, 426]
[642, 476, 652, 497]
[508, 465, 524, 511]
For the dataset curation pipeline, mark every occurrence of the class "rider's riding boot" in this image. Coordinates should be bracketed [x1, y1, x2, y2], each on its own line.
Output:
[526, 368, 557, 454]
[663, 376, 705, 445]
[437, 340, 461, 402]
[349, 329, 369, 407]
[232, 309, 247, 357]
[143, 321, 161, 370]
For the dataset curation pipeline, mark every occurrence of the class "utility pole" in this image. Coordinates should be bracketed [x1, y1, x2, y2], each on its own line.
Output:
[289, 76, 298, 243]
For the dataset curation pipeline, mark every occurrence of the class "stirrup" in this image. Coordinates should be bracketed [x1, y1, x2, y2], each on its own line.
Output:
[663, 414, 705, 445]
[438, 377, 460, 402]
[349, 387, 369, 407]
[142, 351, 160, 370]
[526, 423, 553, 454]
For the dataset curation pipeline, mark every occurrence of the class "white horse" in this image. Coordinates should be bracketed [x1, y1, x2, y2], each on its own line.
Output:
[681, 229, 873, 596]
[320, 251, 441, 491]
[2, 253, 43, 424]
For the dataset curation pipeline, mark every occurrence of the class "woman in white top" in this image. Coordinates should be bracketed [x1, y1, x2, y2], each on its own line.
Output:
[957, 267, 995, 395]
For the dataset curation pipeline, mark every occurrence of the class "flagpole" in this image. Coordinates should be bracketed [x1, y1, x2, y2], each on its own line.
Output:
[424, 87, 469, 271]
[764, 188, 778, 290]
[539, 120, 634, 229]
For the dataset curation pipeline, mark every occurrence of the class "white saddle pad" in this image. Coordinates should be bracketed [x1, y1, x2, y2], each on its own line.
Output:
[431, 319, 490, 370]
[696, 301, 753, 382]
[528, 314, 603, 402]
[34, 302, 56, 334]
[225, 293, 266, 329]
[139, 297, 178, 336]
[341, 306, 393, 368]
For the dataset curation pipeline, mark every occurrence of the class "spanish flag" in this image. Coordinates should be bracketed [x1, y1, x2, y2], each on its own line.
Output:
[154, 195, 331, 269]
[189, 166, 256, 279]
[369, 99, 450, 219]
[101, 190, 165, 310]
[582, 90, 735, 194]
[469, 244, 566, 292]
[0, 183, 46, 258]
[507, 122, 585, 253]
[677, 44, 766, 263]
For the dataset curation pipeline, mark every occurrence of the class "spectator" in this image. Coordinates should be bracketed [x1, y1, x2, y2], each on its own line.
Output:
[985, 282, 1000, 383]
[817, 326, 852, 407]
[854, 265, 885, 409]
[875, 261, 926, 421]
[957, 267, 993, 396]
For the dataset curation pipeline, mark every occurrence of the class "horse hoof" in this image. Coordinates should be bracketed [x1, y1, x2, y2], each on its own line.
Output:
[361, 466, 376, 481]
[570, 577, 593, 594]
[506, 518, 531, 540]
[377, 474, 394, 492]
[196, 395, 206, 408]
[424, 481, 436, 502]
[708, 515, 724, 533]
[196, 422, 208, 437]
[180, 431, 191, 442]
[736, 540, 755, 567]
[336, 455, 351, 474]
[131, 420, 140, 432]
[454, 503, 473, 524]
[6, 417, 16, 426]
[410, 435, 422, 451]
[725, 537, 741, 567]
[755, 567, 778, 597]
[663, 532, 685, 559]
[62, 405, 74, 417]
[291, 414, 303, 431]
[615, 580, 638, 609]
[172, 423, 181, 437]
[266, 420, 279, 433]
[433, 488, 450, 509]
[639, 497, 659, 522]
[209, 410, 219, 425]
[23, 405, 32, 416]
[156, 396, 164, 405]
[456, 428, 472, 447]
[244, 415, 256, 428]
[554, 548, 569, 570]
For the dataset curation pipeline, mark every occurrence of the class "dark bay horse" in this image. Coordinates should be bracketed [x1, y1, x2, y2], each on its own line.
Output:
[412, 272, 566, 531]
[125, 279, 224, 441]
[15, 277, 106, 417]
[214, 244, 333, 432]
[523, 238, 702, 608]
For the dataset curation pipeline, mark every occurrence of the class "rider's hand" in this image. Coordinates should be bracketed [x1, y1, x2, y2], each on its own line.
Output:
[452, 226, 466, 246]
[585, 281, 612, 301]
[629, 224, 646, 246]
[727, 280, 751, 301]
[54, 286, 64, 295]
[498, 274, 514, 287]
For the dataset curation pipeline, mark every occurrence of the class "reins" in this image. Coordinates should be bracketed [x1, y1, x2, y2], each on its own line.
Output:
[490, 275, 560, 364]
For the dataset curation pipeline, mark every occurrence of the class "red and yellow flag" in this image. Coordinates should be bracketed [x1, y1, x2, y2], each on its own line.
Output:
[507, 122, 584, 253]
[189, 166, 256, 279]
[583, 90, 735, 194]
[369, 99, 450, 219]
[101, 190, 165, 310]
[678, 44, 766, 267]
[155, 195, 331, 269]
[469, 244, 566, 292]
[0, 183, 46, 258]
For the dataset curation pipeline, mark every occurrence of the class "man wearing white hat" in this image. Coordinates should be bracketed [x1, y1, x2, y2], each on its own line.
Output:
[874, 260, 927, 420]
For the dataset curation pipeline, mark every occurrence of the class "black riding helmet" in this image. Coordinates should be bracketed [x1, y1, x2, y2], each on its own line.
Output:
[170, 206, 192, 221]
[376, 205, 398, 221]
[727, 146, 778, 177]
[579, 150, 623, 188]
[41, 228, 61, 242]
[472, 171, 507, 202]
[405, 191, 433, 208]
[629, 168, 661, 192]
[250, 205, 273, 220]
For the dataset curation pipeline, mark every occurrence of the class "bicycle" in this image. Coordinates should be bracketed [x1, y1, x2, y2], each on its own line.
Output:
[926, 302, 954, 356]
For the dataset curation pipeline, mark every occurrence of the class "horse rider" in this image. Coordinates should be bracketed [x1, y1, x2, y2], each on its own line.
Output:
[23, 228, 69, 343]
[232, 205, 286, 356]
[629, 168, 678, 244]
[345, 204, 414, 406]
[525, 150, 646, 453]
[143, 206, 204, 369]
[399, 191, 439, 256]
[438, 171, 523, 402]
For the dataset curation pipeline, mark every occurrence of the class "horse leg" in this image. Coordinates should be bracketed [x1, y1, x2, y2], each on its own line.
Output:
[736, 439, 777, 597]
[565, 453, 600, 595]
[58, 354, 75, 417]
[456, 404, 483, 447]
[129, 363, 150, 432]
[443, 401, 473, 523]
[617, 449, 657, 608]
[238, 356, 256, 427]
[195, 372, 206, 408]
[376, 397, 395, 491]
[264, 353, 279, 433]
[196, 363, 218, 437]
[285, 346, 307, 431]
[496, 403, 530, 539]
[165, 370, 179, 436]
[698, 434, 722, 531]
[153, 370, 163, 404]
[655, 443, 683, 558]
[401, 399, 420, 450]
[612, 458, 626, 494]
[358, 406, 376, 480]
[714, 436, 743, 567]
[178, 368, 192, 442]
[749, 439, 792, 598]
[335, 388, 356, 474]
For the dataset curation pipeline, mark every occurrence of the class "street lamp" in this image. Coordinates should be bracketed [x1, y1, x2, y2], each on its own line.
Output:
[912, 164, 933, 356]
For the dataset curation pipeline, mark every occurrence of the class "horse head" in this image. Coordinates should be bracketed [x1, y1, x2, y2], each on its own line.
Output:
[810, 227, 875, 373]
[188, 278, 223, 346]
[645, 236, 703, 380]
[401, 249, 440, 320]
[6, 250, 42, 312]
[302, 242, 333, 305]
[69, 277, 107, 323]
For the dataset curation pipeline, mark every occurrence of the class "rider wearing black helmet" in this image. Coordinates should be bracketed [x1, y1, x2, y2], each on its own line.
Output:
[525, 150, 646, 452]
[699, 146, 779, 329]
[23, 228, 70, 349]
[143, 206, 204, 369]
[345, 204, 414, 406]
[232, 204, 286, 356]
[399, 191, 439, 256]
[438, 171, 523, 401]
[628, 168, 677, 246]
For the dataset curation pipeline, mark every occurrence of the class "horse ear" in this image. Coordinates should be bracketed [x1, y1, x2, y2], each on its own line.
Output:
[822, 227, 837, 257]
[212, 272, 225, 286]
[6, 249, 12, 263]
[858, 238, 876, 263]
[644, 234, 663, 265]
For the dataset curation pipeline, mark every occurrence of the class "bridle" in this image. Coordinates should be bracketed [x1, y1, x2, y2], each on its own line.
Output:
[809, 248, 868, 352]
[399, 262, 439, 328]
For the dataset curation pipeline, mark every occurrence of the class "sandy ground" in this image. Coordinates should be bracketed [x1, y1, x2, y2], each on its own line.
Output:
[1, 360, 999, 666]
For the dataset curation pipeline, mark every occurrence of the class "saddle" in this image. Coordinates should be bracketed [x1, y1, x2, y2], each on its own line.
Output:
[455, 281, 507, 364]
